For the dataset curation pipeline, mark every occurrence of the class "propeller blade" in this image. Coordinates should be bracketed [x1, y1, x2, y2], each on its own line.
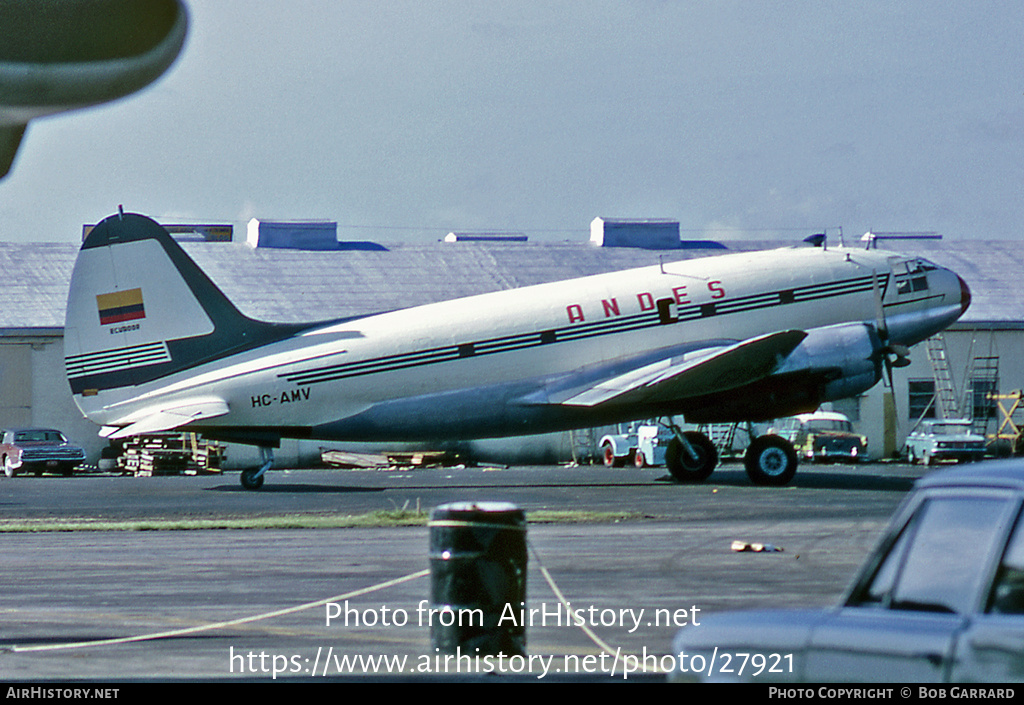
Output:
[872, 269, 887, 340]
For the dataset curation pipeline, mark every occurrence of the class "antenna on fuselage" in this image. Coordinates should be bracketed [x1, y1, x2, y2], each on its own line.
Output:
[862, 230, 941, 250]
[803, 233, 826, 249]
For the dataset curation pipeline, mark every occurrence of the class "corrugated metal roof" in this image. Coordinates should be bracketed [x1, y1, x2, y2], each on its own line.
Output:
[0, 238, 1018, 330]
[870, 240, 1024, 326]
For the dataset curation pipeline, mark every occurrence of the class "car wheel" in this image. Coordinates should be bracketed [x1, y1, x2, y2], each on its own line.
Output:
[602, 443, 624, 468]
[907, 447, 917, 464]
[634, 449, 647, 468]
[744, 435, 798, 486]
[665, 432, 718, 482]
[3, 455, 16, 478]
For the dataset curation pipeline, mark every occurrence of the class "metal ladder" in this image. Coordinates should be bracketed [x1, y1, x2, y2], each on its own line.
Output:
[925, 335, 960, 419]
[570, 427, 598, 465]
[968, 355, 999, 435]
[698, 422, 741, 455]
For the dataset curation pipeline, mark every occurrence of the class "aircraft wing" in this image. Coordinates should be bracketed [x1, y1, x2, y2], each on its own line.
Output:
[100, 398, 229, 440]
[0, 0, 188, 178]
[549, 330, 808, 408]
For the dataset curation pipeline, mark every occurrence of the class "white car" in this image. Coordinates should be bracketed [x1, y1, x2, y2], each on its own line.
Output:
[670, 462, 1024, 682]
[904, 419, 986, 465]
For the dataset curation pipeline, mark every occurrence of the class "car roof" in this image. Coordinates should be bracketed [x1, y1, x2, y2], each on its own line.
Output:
[3, 427, 63, 433]
[915, 460, 1024, 492]
[792, 411, 850, 422]
[3, 426, 62, 432]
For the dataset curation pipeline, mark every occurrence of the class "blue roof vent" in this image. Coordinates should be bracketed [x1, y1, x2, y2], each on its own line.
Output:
[247, 219, 338, 250]
[590, 217, 680, 249]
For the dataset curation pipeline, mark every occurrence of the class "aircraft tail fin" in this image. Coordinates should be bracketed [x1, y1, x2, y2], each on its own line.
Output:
[64, 211, 305, 399]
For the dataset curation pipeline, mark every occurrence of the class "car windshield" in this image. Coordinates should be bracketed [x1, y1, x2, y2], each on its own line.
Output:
[14, 430, 66, 443]
[924, 423, 973, 435]
[854, 495, 1013, 614]
[989, 508, 1024, 614]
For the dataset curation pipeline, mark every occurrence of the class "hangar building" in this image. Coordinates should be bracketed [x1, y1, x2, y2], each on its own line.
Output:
[0, 220, 1019, 467]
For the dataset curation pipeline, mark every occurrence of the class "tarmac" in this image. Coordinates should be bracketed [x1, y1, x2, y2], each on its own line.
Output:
[0, 461, 926, 681]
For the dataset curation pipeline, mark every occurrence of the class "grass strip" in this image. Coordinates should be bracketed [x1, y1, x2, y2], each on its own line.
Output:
[0, 509, 646, 532]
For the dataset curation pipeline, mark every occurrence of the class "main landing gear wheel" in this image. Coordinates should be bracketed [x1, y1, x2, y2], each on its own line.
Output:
[665, 431, 718, 482]
[744, 435, 798, 486]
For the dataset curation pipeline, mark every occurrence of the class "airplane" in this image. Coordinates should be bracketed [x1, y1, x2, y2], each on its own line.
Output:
[0, 0, 188, 177]
[64, 211, 971, 490]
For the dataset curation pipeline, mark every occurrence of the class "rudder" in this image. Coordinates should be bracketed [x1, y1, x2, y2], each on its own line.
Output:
[64, 211, 305, 399]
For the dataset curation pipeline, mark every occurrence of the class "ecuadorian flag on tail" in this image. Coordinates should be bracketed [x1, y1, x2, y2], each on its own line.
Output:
[96, 288, 146, 325]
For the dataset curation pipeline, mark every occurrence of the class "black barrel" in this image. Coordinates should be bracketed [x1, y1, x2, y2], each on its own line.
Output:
[428, 501, 527, 656]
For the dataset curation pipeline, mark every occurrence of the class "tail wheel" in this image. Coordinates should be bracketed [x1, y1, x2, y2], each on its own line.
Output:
[744, 435, 798, 486]
[240, 468, 265, 490]
[665, 432, 718, 482]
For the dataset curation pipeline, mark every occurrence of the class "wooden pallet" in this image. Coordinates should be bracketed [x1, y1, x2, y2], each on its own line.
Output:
[320, 449, 461, 469]
[116, 433, 224, 476]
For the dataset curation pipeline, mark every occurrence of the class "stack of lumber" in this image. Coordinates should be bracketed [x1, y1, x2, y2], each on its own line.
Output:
[117, 433, 224, 476]
[320, 449, 461, 469]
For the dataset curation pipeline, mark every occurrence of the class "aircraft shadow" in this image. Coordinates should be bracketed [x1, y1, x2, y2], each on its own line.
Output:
[206, 483, 384, 494]
[656, 466, 917, 492]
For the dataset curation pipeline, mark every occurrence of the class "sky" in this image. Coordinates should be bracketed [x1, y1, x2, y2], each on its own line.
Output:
[0, 0, 1022, 245]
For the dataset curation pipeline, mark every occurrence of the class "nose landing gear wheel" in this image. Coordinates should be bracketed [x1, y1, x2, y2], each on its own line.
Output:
[744, 435, 798, 486]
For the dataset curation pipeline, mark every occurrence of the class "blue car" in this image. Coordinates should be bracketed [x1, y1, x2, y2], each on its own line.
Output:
[670, 462, 1024, 682]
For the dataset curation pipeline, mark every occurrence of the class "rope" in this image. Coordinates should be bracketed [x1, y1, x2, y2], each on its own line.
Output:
[527, 540, 661, 675]
[12, 533, 659, 675]
[10, 568, 429, 653]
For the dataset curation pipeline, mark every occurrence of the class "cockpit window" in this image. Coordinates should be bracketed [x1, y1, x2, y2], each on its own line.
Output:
[895, 259, 932, 295]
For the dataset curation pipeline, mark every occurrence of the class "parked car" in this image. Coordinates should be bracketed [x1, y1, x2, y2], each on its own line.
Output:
[904, 418, 986, 465]
[669, 462, 1024, 682]
[1, 428, 87, 477]
[770, 411, 867, 463]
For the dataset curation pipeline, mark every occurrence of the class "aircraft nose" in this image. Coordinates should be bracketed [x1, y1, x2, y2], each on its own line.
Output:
[958, 275, 971, 314]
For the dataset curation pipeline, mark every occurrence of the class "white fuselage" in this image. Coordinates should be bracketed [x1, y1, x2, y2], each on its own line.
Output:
[72, 245, 967, 442]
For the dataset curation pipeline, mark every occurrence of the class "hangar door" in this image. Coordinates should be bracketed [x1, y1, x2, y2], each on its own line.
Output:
[0, 343, 32, 427]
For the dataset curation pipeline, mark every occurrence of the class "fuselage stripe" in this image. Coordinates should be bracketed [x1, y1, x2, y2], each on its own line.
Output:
[65, 342, 172, 379]
[276, 273, 884, 387]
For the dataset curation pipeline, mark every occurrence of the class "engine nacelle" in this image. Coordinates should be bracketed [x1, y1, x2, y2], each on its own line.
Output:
[681, 322, 884, 423]
[774, 322, 884, 402]
[0, 0, 188, 176]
